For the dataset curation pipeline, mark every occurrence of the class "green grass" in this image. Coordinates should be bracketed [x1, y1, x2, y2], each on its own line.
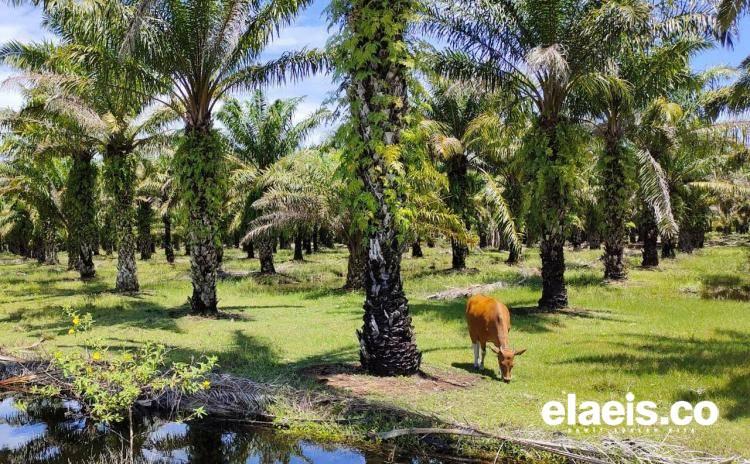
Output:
[1, 242, 749, 457]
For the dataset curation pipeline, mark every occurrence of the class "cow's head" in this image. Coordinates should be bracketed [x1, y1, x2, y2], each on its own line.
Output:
[489, 346, 526, 382]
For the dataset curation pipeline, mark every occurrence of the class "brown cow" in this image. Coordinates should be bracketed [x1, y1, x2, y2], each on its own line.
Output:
[465, 294, 526, 382]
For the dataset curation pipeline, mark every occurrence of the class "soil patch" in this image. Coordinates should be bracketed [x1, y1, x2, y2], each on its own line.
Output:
[300, 363, 478, 396]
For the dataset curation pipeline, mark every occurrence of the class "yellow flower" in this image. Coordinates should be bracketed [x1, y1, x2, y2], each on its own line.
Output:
[91, 352, 101, 361]
[201, 380, 211, 390]
[122, 353, 133, 362]
[72, 316, 80, 325]
[86, 367, 93, 374]
[68, 328, 75, 335]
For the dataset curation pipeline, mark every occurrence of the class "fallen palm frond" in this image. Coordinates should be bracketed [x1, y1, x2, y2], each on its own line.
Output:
[426, 281, 508, 300]
[0, 354, 274, 419]
[426, 267, 538, 300]
[372, 427, 748, 464]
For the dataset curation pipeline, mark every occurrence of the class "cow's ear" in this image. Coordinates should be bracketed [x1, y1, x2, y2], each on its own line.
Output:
[514, 348, 527, 356]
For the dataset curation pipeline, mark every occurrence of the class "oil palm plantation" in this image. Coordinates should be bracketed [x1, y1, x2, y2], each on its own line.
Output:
[219, 92, 327, 274]
[1, 88, 101, 279]
[0, 0, 174, 291]
[123, 0, 326, 314]
[424, 0, 649, 308]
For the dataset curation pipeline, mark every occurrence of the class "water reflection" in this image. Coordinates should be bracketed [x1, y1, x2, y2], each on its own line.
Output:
[0, 396, 457, 463]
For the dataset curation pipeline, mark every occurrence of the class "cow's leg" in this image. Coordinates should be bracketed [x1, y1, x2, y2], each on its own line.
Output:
[472, 342, 480, 370]
[480, 343, 486, 369]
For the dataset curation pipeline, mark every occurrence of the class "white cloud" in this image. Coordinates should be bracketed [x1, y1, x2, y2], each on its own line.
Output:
[265, 25, 330, 53]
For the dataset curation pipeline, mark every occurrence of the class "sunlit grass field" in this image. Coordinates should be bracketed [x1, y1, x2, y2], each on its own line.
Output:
[1, 241, 748, 456]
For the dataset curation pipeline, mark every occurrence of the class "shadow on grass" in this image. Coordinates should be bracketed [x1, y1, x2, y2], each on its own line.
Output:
[19, 299, 188, 336]
[564, 329, 750, 420]
[0, 278, 111, 305]
[451, 362, 499, 380]
[700, 274, 750, 301]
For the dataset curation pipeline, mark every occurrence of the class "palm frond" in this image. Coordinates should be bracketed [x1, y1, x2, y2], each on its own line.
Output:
[636, 149, 679, 238]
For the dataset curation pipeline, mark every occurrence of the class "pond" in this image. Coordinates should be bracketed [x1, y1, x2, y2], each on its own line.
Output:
[0, 396, 471, 463]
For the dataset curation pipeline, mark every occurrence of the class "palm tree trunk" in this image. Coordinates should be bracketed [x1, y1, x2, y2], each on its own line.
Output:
[451, 238, 468, 269]
[478, 230, 487, 248]
[640, 206, 659, 267]
[64, 152, 97, 280]
[536, 121, 568, 309]
[678, 228, 695, 253]
[104, 151, 139, 292]
[661, 237, 676, 259]
[539, 235, 568, 309]
[137, 200, 153, 260]
[42, 217, 58, 265]
[320, 228, 334, 248]
[601, 135, 628, 281]
[345, 234, 366, 290]
[279, 232, 291, 249]
[294, 233, 304, 261]
[447, 155, 471, 270]
[67, 238, 80, 270]
[506, 246, 520, 264]
[175, 127, 223, 315]
[505, 176, 526, 263]
[116, 227, 138, 291]
[358, 226, 421, 375]
[588, 232, 601, 249]
[78, 242, 96, 279]
[411, 240, 423, 258]
[344, 0, 421, 376]
[243, 240, 254, 259]
[571, 228, 584, 250]
[258, 237, 275, 274]
[163, 213, 175, 264]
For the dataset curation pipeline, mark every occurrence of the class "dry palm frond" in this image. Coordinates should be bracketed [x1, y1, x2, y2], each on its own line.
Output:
[475, 174, 522, 256]
[636, 149, 679, 238]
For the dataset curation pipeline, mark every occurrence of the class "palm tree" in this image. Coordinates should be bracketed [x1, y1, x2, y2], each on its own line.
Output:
[421, 81, 488, 270]
[121, 0, 326, 314]
[219, 92, 327, 274]
[152, 155, 179, 264]
[658, 114, 750, 253]
[462, 103, 531, 263]
[0, 199, 35, 258]
[423, 0, 648, 308]
[0, 142, 68, 265]
[630, 97, 686, 265]
[590, 33, 706, 279]
[329, 0, 423, 375]
[246, 149, 338, 260]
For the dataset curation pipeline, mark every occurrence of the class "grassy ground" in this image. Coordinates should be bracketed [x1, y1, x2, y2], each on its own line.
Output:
[1, 240, 749, 457]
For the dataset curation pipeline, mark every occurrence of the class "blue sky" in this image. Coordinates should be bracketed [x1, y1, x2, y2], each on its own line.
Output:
[1, 0, 750, 143]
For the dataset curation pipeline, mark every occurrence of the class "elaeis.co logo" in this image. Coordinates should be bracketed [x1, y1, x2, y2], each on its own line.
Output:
[541, 393, 719, 429]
